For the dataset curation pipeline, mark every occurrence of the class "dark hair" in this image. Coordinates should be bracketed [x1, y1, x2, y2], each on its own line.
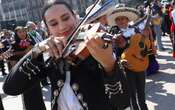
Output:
[14, 26, 26, 44]
[14, 31, 21, 44]
[42, 1, 75, 28]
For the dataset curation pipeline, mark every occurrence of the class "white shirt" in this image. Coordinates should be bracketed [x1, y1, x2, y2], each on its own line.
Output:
[57, 71, 83, 110]
[121, 27, 136, 38]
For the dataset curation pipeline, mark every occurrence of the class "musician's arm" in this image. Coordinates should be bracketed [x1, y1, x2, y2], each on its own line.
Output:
[101, 57, 116, 75]
[3, 54, 48, 95]
[13, 46, 33, 57]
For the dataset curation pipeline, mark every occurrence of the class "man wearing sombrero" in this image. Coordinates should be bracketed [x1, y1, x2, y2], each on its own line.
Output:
[107, 5, 141, 37]
[108, 6, 149, 110]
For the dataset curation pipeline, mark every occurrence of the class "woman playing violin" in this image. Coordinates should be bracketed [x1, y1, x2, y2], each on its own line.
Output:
[3, 1, 117, 110]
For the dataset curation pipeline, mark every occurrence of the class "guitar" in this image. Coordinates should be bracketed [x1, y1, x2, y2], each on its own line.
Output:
[121, 7, 152, 72]
[121, 33, 150, 72]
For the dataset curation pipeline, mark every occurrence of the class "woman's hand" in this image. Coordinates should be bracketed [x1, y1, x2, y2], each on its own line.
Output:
[85, 33, 116, 74]
[38, 36, 67, 59]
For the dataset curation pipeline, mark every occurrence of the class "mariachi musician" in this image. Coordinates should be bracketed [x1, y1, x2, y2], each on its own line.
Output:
[2, 1, 124, 110]
[107, 6, 150, 110]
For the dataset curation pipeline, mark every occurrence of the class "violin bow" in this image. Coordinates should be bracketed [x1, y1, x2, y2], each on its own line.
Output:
[61, 0, 101, 57]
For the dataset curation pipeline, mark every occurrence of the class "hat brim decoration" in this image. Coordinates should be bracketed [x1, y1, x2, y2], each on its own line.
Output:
[107, 7, 140, 26]
[86, 0, 115, 23]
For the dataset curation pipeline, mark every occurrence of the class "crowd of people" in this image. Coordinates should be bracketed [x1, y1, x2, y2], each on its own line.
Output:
[0, 0, 175, 110]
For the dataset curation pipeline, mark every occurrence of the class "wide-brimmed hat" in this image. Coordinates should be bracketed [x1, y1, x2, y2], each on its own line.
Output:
[107, 7, 140, 26]
[25, 21, 36, 28]
[86, 0, 115, 23]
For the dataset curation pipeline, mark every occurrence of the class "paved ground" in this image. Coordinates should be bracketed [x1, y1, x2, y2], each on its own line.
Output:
[0, 35, 175, 110]
[145, 36, 175, 110]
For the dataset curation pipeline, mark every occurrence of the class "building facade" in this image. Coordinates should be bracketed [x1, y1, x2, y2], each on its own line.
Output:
[26, 0, 45, 22]
[1, 0, 29, 21]
[0, 0, 140, 28]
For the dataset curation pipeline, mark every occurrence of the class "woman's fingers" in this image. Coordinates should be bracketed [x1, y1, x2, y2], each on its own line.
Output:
[85, 33, 115, 72]
[46, 37, 64, 58]
[85, 34, 105, 49]
[47, 39, 59, 58]
[55, 39, 63, 57]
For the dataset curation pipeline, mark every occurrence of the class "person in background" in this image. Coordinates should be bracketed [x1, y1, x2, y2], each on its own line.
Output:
[9, 26, 46, 110]
[0, 29, 14, 72]
[151, 0, 165, 51]
[107, 6, 149, 110]
[169, 0, 175, 58]
[8, 27, 32, 67]
[36, 21, 48, 39]
[26, 21, 44, 45]
[0, 34, 9, 75]
[161, 3, 171, 36]
[152, 0, 162, 15]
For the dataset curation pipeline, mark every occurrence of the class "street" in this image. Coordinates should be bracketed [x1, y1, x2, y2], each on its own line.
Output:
[0, 35, 175, 110]
[146, 36, 175, 110]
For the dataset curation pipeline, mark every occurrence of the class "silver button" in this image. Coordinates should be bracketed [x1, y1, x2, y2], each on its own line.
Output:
[82, 102, 87, 107]
[23, 61, 27, 66]
[72, 83, 79, 91]
[28, 74, 31, 80]
[19, 66, 22, 72]
[57, 80, 64, 87]
[77, 93, 83, 100]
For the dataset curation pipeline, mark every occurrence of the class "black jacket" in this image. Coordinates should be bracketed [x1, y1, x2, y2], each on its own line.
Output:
[3, 55, 113, 110]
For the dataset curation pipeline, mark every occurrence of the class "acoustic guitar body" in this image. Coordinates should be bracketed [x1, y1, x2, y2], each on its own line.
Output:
[121, 34, 150, 72]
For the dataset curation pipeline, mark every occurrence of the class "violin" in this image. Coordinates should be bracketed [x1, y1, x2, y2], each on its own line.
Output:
[62, 23, 113, 62]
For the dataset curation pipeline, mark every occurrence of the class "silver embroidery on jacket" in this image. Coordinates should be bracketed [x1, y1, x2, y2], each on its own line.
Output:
[105, 81, 123, 99]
